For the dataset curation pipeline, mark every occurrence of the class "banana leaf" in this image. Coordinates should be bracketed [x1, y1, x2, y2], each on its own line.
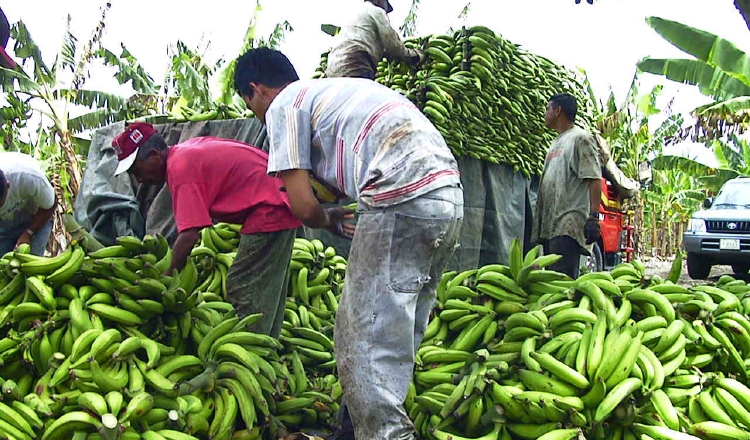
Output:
[719, 136, 750, 175]
[653, 154, 740, 192]
[217, 2, 263, 105]
[54, 89, 127, 110]
[0, 66, 40, 93]
[399, 0, 420, 37]
[265, 21, 293, 48]
[96, 45, 157, 94]
[646, 17, 750, 87]
[169, 47, 213, 110]
[696, 96, 750, 119]
[54, 15, 77, 76]
[67, 108, 124, 134]
[11, 21, 54, 86]
[637, 58, 750, 101]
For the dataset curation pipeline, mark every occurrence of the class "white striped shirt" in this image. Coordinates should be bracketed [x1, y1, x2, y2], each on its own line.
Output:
[266, 78, 461, 207]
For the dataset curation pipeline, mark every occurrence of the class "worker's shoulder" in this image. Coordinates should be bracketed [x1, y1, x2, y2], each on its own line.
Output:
[568, 126, 595, 140]
[0, 152, 45, 176]
[275, 78, 399, 106]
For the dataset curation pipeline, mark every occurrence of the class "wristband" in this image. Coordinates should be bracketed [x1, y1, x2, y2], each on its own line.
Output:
[26, 229, 35, 238]
[588, 212, 599, 219]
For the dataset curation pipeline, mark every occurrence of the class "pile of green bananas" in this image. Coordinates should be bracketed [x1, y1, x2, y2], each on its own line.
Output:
[404, 238, 750, 440]
[314, 25, 595, 177]
[188, 223, 241, 302]
[0, 232, 348, 440]
[274, 237, 348, 433]
[7, 225, 750, 440]
[161, 103, 254, 124]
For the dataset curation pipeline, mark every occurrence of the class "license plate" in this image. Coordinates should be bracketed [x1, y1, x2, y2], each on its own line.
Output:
[720, 239, 741, 250]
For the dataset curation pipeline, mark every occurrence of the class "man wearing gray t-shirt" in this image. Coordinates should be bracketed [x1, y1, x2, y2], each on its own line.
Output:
[0, 152, 57, 255]
[326, 0, 423, 79]
[533, 93, 602, 279]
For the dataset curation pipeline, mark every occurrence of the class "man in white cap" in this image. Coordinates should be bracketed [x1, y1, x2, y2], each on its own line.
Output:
[325, 0, 423, 79]
[110, 122, 306, 338]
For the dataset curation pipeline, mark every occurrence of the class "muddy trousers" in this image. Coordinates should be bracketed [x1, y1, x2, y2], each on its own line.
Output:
[225, 229, 296, 339]
[0, 220, 53, 256]
[543, 235, 582, 279]
[334, 186, 464, 440]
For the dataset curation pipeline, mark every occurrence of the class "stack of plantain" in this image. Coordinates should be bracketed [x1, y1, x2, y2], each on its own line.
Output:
[404, 238, 750, 440]
[313, 25, 595, 177]
[0, 230, 346, 440]
[7, 225, 750, 440]
[273, 237, 347, 434]
[188, 223, 241, 303]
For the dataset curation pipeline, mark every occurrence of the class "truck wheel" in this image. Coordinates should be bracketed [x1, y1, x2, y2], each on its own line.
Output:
[580, 242, 603, 274]
[687, 253, 711, 279]
[732, 264, 749, 276]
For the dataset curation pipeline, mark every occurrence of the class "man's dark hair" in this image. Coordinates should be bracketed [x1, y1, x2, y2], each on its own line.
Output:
[233, 47, 300, 98]
[0, 170, 6, 199]
[549, 93, 577, 122]
[135, 133, 168, 161]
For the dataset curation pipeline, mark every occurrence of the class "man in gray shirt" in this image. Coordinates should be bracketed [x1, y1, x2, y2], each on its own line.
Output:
[326, 0, 422, 79]
[533, 93, 602, 278]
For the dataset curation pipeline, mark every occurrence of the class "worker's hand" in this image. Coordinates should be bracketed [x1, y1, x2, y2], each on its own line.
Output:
[410, 50, 426, 67]
[326, 207, 356, 240]
[584, 217, 601, 245]
[14, 231, 32, 249]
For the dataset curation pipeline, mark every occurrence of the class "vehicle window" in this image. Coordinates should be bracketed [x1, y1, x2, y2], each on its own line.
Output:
[713, 181, 750, 207]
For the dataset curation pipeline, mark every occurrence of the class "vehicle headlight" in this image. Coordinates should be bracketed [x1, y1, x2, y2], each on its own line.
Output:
[687, 219, 706, 233]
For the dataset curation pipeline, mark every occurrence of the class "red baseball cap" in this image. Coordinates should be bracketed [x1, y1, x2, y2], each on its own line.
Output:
[112, 122, 157, 175]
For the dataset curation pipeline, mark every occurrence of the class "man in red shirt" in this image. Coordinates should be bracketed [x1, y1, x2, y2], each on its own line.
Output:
[111, 122, 302, 338]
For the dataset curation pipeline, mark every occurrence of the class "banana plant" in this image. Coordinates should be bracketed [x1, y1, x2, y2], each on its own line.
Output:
[582, 70, 689, 258]
[0, 6, 156, 253]
[0, 89, 32, 152]
[400, 0, 420, 37]
[653, 135, 750, 193]
[642, 167, 705, 254]
[637, 16, 750, 138]
[215, 0, 292, 110]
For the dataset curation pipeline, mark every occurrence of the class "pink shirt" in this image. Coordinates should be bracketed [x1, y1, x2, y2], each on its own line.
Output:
[167, 137, 301, 234]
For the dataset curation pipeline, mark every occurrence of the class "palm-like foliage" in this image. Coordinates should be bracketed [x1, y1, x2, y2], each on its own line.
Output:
[637, 16, 750, 139]
[400, 0, 421, 38]
[583, 70, 702, 257]
[215, 1, 292, 109]
[654, 135, 750, 193]
[642, 167, 706, 254]
[0, 4, 157, 252]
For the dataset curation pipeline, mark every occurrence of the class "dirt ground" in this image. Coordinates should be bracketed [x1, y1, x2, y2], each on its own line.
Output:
[642, 257, 748, 287]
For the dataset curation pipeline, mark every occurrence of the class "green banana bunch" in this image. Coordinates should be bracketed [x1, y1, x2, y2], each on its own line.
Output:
[344, 26, 597, 177]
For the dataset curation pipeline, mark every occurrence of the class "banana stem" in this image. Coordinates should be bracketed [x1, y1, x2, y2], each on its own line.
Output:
[99, 418, 120, 440]
[62, 213, 105, 252]
[177, 370, 216, 395]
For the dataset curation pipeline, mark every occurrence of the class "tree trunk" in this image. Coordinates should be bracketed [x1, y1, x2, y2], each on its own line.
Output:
[651, 210, 658, 257]
[46, 131, 83, 256]
[60, 131, 82, 199]
[735, 0, 750, 31]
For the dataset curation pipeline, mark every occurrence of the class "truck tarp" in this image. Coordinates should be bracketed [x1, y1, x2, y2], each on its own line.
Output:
[75, 119, 532, 272]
